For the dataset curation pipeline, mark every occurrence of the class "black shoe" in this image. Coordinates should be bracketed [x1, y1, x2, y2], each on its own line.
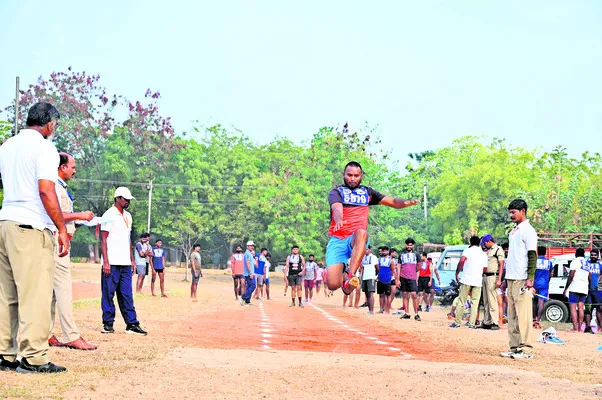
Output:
[401, 313, 411, 319]
[414, 314, 421, 321]
[490, 324, 500, 331]
[418, 305, 423, 312]
[125, 324, 148, 336]
[16, 358, 66, 374]
[0, 356, 20, 371]
[360, 302, 368, 308]
[480, 323, 492, 330]
[101, 324, 114, 334]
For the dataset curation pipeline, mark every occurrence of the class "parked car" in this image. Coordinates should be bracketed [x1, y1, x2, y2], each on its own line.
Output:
[543, 252, 590, 323]
[434, 245, 468, 290]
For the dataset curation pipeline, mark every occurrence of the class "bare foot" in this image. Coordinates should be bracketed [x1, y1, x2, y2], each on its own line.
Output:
[152, 293, 156, 297]
[192, 298, 198, 302]
[162, 294, 168, 298]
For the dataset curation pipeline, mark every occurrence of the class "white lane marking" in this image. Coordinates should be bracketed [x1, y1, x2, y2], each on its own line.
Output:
[262, 339, 270, 344]
[309, 303, 412, 359]
[261, 333, 273, 338]
[261, 328, 272, 333]
[263, 345, 271, 349]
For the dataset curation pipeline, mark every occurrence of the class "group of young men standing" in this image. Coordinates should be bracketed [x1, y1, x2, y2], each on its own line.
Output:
[230, 241, 271, 306]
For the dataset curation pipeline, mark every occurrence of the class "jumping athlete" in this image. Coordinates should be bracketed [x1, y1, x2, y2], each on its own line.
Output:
[285, 245, 306, 307]
[230, 246, 245, 301]
[324, 161, 419, 295]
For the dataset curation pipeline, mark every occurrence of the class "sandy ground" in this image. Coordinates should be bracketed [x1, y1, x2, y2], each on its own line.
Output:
[1, 264, 602, 399]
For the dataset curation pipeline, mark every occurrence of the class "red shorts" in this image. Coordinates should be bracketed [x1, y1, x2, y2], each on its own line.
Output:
[304, 280, 315, 289]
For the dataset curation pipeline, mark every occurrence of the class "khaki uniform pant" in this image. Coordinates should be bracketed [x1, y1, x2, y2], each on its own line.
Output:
[50, 251, 80, 343]
[482, 275, 498, 325]
[507, 279, 534, 353]
[455, 284, 481, 325]
[0, 221, 55, 365]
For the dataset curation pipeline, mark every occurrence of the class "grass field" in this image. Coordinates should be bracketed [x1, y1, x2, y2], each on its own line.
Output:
[1, 263, 601, 399]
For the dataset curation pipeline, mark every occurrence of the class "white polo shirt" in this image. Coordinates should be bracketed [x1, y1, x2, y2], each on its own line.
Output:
[0, 129, 59, 231]
[101, 206, 133, 265]
[505, 219, 538, 280]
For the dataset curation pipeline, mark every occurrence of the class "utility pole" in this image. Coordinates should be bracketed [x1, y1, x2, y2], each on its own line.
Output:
[147, 180, 153, 233]
[423, 183, 428, 222]
[14, 77, 20, 136]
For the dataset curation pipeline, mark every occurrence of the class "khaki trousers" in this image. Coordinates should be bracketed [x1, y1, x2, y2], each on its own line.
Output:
[0, 221, 55, 365]
[455, 283, 481, 325]
[507, 279, 534, 353]
[482, 275, 499, 325]
[50, 251, 80, 343]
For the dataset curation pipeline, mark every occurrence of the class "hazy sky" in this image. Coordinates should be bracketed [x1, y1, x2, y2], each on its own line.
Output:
[1, 1, 601, 169]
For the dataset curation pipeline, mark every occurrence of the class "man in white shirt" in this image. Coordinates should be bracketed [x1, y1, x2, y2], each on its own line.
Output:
[48, 153, 97, 351]
[100, 187, 147, 336]
[450, 236, 487, 328]
[563, 248, 590, 332]
[0, 102, 69, 373]
[500, 199, 538, 360]
[360, 246, 379, 314]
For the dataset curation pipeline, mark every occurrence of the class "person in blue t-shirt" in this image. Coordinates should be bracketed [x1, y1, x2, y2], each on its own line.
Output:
[150, 239, 167, 298]
[253, 248, 268, 300]
[585, 249, 602, 333]
[533, 246, 553, 328]
[377, 246, 393, 314]
[240, 241, 257, 305]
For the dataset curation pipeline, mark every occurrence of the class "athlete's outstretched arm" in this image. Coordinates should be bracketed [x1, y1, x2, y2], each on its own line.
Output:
[379, 197, 420, 209]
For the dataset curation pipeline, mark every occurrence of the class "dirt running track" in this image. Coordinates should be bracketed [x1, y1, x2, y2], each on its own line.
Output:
[1, 265, 599, 399]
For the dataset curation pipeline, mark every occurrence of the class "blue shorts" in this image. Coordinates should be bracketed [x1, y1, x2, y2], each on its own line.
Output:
[534, 286, 549, 299]
[265, 278, 270, 285]
[191, 270, 201, 283]
[569, 292, 587, 304]
[325, 234, 369, 267]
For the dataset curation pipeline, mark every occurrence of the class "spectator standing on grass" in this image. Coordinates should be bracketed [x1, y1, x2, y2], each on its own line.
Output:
[563, 248, 590, 333]
[135, 233, 152, 294]
[230, 245, 245, 301]
[48, 153, 97, 351]
[303, 254, 319, 303]
[0, 102, 69, 373]
[450, 236, 487, 329]
[584, 249, 601, 333]
[482, 234, 504, 330]
[500, 199, 537, 359]
[532, 246, 552, 329]
[240, 241, 257, 305]
[190, 244, 202, 302]
[399, 238, 421, 321]
[360, 246, 379, 314]
[150, 239, 167, 298]
[100, 187, 147, 336]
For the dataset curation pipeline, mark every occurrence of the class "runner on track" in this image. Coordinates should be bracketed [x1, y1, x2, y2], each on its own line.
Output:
[324, 161, 419, 295]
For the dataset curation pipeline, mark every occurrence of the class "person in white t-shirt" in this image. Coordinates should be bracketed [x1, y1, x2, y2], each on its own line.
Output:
[450, 236, 487, 328]
[360, 246, 379, 314]
[563, 248, 591, 332]
[100, 187, 147, 336]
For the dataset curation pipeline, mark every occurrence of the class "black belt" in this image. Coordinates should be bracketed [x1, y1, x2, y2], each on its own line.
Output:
[483, 272, 497, 277]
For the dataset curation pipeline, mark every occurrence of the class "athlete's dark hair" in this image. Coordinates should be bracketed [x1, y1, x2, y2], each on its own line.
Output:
[381, 246, 390, 251]
[155, 239, 163, 243]
[469, 236, 480, 246]
[344, 161, 363, 172]
[193, 243, 201, 249]
[367, 245, 371, 249]
[508, 199, 528, 211]
[235, 244, 242, 249]
[261, 248, 267, 252]
[309, 254, 314, 257]
[591, 249, 600, 257]
[266, 253, 271, 258]
[26, 102, 60, 127]
[501, 242, 509, 250]
[58, 152, 71, 168]
[427, 257, 432, 261]
[377, 246, 383, 251]
[139, 233, 150, 239]
[291, 245, 299, 250]
[422, 251, 427, 257]
[537, 246, 547, 256]
[405, 238, 415, 245]
[575, 248, 585, 257]
[390, 247, 397, 253]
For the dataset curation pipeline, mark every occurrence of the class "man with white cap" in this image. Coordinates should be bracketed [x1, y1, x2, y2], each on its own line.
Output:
[99, 187, 147, 335]
[240, 240, 256, 305]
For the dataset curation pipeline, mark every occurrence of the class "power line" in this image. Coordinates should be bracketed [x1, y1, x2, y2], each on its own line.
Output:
[76, 178, 261, 189]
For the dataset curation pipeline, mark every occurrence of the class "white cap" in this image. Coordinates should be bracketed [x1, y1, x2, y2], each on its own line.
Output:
[247, 240, 255, 246]
[114, 186, 135, 200]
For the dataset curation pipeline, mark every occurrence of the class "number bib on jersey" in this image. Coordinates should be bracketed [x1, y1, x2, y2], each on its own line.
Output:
[401, 252, 417, 264]
[339, 187, 369, 206]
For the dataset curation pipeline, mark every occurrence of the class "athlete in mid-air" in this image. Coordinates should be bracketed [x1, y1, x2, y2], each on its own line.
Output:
[325, 161, 420, 294]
